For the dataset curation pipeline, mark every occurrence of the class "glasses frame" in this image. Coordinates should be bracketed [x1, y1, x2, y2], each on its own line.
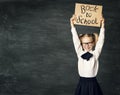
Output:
[81, 41, 94, 45]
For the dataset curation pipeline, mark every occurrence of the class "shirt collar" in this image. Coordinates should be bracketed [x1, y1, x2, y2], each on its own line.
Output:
[84, 50, 93, 53]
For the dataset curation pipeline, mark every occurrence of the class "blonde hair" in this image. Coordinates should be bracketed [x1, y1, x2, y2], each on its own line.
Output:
[79, 33, 98, 45]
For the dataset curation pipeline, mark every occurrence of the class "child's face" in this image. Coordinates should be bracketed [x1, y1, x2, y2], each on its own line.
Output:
[81, 36, 94, 52]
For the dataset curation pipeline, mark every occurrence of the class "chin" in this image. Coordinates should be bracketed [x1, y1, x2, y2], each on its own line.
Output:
[83, 48, 92, 51]
[85, 49, 92, 52]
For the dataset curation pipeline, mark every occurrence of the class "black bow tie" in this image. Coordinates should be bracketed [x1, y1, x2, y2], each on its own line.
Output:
[81, 52, 93, 61]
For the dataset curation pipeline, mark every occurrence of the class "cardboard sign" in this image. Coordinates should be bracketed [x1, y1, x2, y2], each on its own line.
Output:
[74, 3, 103, 27]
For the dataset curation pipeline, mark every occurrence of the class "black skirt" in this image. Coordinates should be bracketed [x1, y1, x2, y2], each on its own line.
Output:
[75, 77, 103, 95]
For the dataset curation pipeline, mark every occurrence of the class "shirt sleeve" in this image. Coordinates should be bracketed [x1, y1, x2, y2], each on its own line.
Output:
[94, 27, 105, 59]
[71, 27, 82, 57]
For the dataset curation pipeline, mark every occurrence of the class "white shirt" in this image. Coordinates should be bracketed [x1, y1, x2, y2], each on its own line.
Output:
[71, 27, 105, 78]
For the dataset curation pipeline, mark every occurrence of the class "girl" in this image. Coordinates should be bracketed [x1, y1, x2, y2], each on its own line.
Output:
[70, 15, 105, 95]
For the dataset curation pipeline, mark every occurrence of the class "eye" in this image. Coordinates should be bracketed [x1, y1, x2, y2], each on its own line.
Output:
[82, 41, 94, 45]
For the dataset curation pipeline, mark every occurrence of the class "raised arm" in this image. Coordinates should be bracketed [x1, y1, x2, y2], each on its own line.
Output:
[70, 15, 82, 56]
[94, 17, 105, 59]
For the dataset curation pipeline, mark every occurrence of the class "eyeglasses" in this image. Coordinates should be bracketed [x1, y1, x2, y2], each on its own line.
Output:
[82, 41, 94, 45]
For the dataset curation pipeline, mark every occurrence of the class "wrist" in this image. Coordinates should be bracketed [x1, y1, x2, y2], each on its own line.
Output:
[102, 23, 104, 28]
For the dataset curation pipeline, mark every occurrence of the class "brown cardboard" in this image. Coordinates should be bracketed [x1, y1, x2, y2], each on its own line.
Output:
[74, 3, 103, 27]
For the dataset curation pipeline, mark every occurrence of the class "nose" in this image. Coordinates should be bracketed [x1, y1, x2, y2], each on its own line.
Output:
[85, 44, 91, 48]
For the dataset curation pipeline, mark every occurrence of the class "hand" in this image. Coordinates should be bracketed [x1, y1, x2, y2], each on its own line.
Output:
[100, 16, 105, 28]
[70, 14, 76, 28]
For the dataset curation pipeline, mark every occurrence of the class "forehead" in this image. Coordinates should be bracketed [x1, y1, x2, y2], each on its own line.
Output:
[81, 36, 93, 42]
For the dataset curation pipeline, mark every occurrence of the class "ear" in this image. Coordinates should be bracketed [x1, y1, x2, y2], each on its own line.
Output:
[93, 33, 98, 44]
